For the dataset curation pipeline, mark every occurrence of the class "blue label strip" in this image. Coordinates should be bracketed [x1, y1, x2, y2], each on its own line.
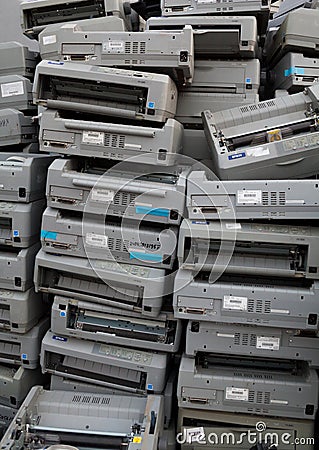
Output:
[41, 230, 57, 240]
[135, 206, 170, 218]
[284, 67, 305, 77]
[130, 252, 163, 262]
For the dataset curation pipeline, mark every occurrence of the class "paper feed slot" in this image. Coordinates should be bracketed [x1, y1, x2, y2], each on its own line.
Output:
[64, 118, 156, 137]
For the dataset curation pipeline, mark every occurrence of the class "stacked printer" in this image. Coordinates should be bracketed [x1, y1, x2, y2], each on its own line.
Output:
[266, 0, 319, 96]
[174, 3, 319, 448]
[146, 0, 266, 159]
[0, 154, 53, 437]
[0, 42, 39, 153]
[17, 0, 190, 439]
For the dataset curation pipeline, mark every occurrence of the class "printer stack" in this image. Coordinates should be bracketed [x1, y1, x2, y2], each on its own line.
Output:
[266, 1, 319, 96]
[0, 154, 53, 437]
[0, 42, 39, 154]
[18, 0, 189, 432]
[146, 0, 267, 159]
[173, 4, 319, 448]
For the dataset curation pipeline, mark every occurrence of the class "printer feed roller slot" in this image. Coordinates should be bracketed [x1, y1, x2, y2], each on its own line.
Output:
[45, 352, 147, 392]
[24, 0, 106, 29]
[224, 118, 318, 152]
[43, 75, 147, 115]
[23, 431, 127, 449]
[185, 238, 308, 276]
[68, 307, 175, 344]
[46, 270, 143, 307]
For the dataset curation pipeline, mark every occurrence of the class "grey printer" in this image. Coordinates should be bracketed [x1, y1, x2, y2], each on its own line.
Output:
[178, 220, 319, 279]
[0, 288, 46, 334]
[173, 269, 319, 331]
[41, 330, 169, 394]
[39, 24, 194, 86]
[176, 59, 260, 125]
[0, 42, 39, 79]
[186, 322, 319, 368]
[0, 109, 37, 149]
[0, 243, 40, 291]
[21, 0, 144, 38]
[0, 386, 165, 450]
[266, 9, 319, 67]
[270, 53, 319, 93]
[34, 61, 178, 123]
[146, 15, 258, 58]
[0, 154, 55, 203]
[51, 295, 182, 352]
[0, 365, 43, 408]
[46, 158, 188, 224]
[202, 83, 319, 180]
[34, 249, 172, 317]
[160, 0, 270, 34]
[187, 171, 319, 220]
[39, 109, 183, 165]
[177, 355, 319, 419]
[0, 76, 35, 112]
[41, 207, 178, 269]
[0, 200, 45, 248]
[0, 317, 49, 369]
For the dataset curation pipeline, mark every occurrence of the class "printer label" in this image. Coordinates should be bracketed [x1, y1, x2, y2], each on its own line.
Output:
[42, 35, 57, 46]
[246, 147, 270, 157]
[82, 131, 104, 146]
[228, 152, 246, 161]
[86, 233, 108, 249]
[225, 387, 249, 402]
[237, 190, 262, 204]
[91, 188, 115, 203]
[256, 336, 280, 351]
[103, 41, 125, 53]
[1, 81, 24, 98]
[223, 295, 248, 311]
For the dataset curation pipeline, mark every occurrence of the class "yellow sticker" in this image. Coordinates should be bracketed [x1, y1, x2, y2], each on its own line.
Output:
[267, 129, 282, 143]
[133, 437, 142, 443]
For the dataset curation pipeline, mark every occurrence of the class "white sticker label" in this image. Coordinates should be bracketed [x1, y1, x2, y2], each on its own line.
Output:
[43, 34, 57, 45]
[1, 81, 24, 98]
[82, 131, 104, 145]
[226, 223, 241, 230]
[237, 190, 262, 204]
[85, 233, 108, 248]
[223, 295, 248, 311]
[91, 189, 115, 203]
[225, 387, 249, 402]
[103, 41, 125, 53]
[256, 336, 280, 351]
[185, 427, 206, 444]
[246, 147, 270, 157]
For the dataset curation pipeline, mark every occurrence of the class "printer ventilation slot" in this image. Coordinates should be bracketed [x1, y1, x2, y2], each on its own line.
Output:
[104, 133, 125, 149]
[113, 191, 138, 207]
[247, 299, 272, 314]
[71, 394, 111, 405]
[262, 191, 286, 206]
[125, 42, 146, 54]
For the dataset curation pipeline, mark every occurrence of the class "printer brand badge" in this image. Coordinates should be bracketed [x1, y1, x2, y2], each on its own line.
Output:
[228, 152, 246, 161]
[52, 335, 68, 342]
